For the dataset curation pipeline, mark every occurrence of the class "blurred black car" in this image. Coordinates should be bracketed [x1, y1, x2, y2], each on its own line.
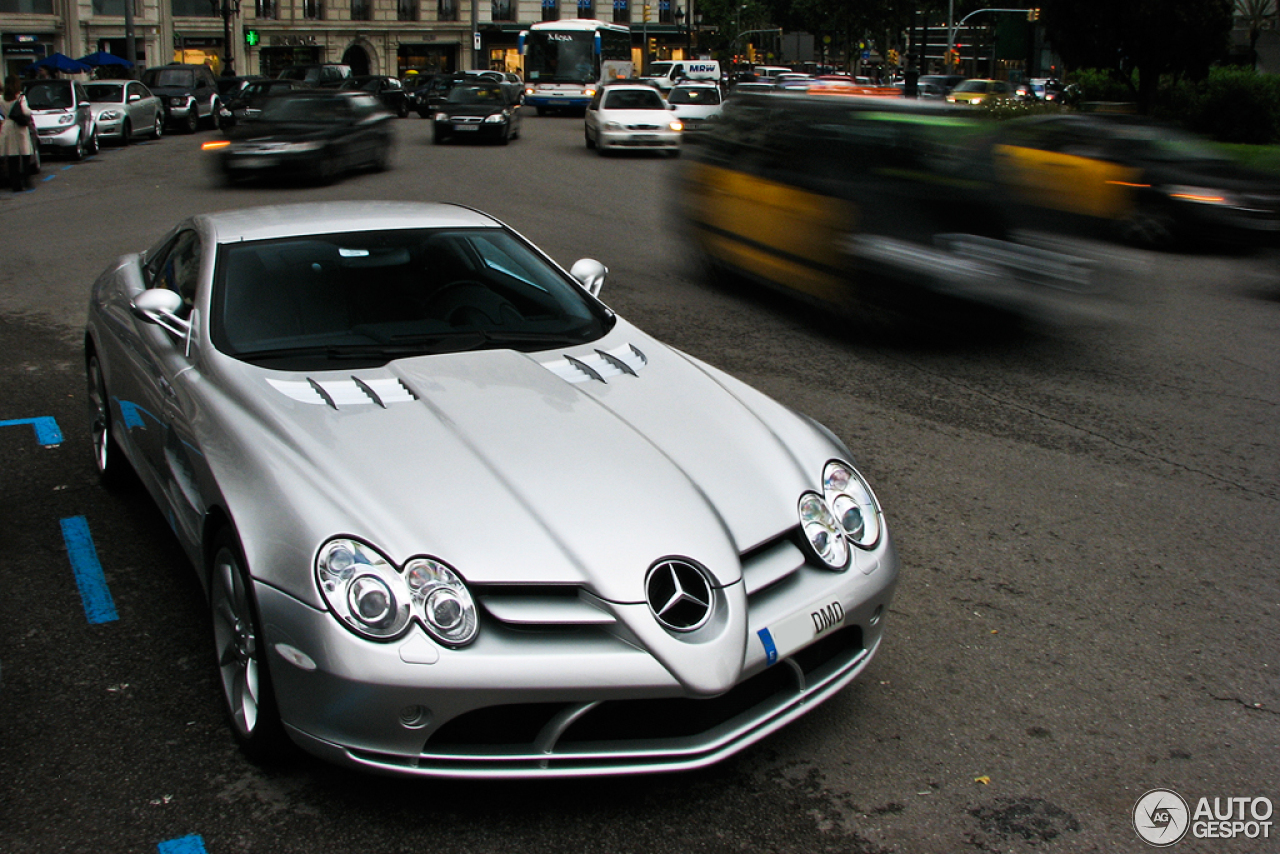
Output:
[407, 72, 467, 118]
[677, 91, 1104, 328]
[990, 113, 1280, 249]
[332, 75, 411, 117]
[208, 90, 394, 184]
[217, 74, 266, 103]
[216, 78, 308, 129]
[431, 80, 522, 145]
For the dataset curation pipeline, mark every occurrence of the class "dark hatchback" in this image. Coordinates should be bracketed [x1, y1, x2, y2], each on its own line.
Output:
[208, 90, 394, 184]
[431, 80, 522, 145]
[216, 78, 308, 129]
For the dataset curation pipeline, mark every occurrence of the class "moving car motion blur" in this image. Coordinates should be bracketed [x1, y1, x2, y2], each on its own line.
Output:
[677, 91, 1104, 328]
[207, 90, 394, 184]
[84, 200, 899, 778]
[990, 113, 1280, 249]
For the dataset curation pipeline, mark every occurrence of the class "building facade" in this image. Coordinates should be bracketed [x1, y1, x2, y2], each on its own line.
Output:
[1, 0, 699, 80]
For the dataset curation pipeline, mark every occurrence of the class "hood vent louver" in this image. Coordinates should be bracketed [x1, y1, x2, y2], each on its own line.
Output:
[543, 343, 648, 385]
[268, 377, 417, 409]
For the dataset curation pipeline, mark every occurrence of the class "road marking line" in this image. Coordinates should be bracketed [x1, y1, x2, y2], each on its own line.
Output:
[60, 516, 118, 624]
[157, 835, 208, 854]
[0, 416, 63, 446]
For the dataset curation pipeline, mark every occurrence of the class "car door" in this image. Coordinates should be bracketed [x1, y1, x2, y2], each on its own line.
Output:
[73, 82, 94, 143]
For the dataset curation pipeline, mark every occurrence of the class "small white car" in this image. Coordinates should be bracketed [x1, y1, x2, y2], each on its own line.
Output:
[23, 78, 99, 160]
[84, 80, 164, 145]
[584, 83, 682, 156]
[667, 82, 723, 133]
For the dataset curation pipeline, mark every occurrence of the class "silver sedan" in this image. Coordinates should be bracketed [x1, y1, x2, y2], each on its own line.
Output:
[84, 80, 164, 145]
[84, 201, 899, 778]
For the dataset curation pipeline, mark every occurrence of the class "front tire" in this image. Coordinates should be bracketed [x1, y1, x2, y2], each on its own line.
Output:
[182, 110, 198, 134]
[120, 119, 132, 146]
[86, 353, 127, 487]
[210, 527, 290, 764]
[150, 112, 164, 140]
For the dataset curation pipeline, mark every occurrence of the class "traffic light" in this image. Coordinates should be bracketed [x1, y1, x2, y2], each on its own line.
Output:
[643, 3, 651, 22]
[244, 29, 261, 47]
[887, 48, 899, 66]
[1027, 7, 1040, 21]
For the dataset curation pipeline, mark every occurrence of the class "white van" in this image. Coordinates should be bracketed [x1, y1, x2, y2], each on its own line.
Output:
[642, 60, 721, 93]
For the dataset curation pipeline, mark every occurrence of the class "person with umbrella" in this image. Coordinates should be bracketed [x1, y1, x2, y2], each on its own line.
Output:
[1, 75, 35, 192]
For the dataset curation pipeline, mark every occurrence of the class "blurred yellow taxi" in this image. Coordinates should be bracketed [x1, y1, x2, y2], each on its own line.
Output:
[946, 79, 1013, 105]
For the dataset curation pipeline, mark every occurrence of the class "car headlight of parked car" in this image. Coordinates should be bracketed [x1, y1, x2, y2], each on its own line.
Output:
[58, 113, 76, 125]
[798, 461, 883, 570]
[99, 109, 122, 121]
[317, 538, 479, 646]
[170, 96, 192, 109]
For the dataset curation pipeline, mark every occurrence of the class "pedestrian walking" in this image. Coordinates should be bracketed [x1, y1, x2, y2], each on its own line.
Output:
[1, 75, 35, 193]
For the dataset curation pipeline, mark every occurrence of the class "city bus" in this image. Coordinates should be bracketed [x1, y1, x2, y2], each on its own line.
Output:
[519, 19, 633, 115]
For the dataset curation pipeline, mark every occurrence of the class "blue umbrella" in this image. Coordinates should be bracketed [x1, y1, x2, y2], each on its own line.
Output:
[78, 51, 133, 68]
[26, 52, 92, 74]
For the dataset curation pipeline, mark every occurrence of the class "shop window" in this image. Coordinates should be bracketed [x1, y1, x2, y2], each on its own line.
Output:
[437, 0, 457, 20]
[611, 0, 627, 24]
[351, 0, 371, 19]
[491, 0, 514, 21]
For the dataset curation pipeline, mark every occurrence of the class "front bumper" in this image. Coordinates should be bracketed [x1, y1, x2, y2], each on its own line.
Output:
[35, 124, 84, 151]
[526, 94, 591, 109]
[94, 116, 126, 140]
[435, 117, 511, 140]
[219, 147, 324, 178]
[599, 127, 681, 151]
[257, 535, 899, 777]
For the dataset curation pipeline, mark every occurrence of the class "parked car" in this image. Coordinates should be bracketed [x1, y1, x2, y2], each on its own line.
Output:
[141, 63, 221, 132]
[946, 78, 1014, 105]
[430, 79, 522, 144]
[584, 83, 682, 156]
[406, 72, 467, 118]
[990, 113, 1280, 249]
[83, 80, 164, 145]
[216, 78, 308, 129]
[333, 75, 411, 118]
[22, 78, 98, 159]
[463, 70, 525, 105]
[83, 199, 899, 777]
[276, 63, 352, 86]
[206, 90, 394, 184]
[676, 90, 1104, 328]
[666, 82, 724, 133]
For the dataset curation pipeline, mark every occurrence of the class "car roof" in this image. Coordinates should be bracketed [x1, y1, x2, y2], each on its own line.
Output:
[194, 202, 503, 245]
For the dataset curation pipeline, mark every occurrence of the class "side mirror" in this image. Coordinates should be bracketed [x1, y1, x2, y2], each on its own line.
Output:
[569, 258, 607, 297]
[128, 93, 141, 103]
[131, 288, 193, 348]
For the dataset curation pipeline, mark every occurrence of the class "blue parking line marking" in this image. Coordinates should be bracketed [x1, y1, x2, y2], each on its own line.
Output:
[757, 628, 778, 666]
[60, 516, 118, 624]
[157, 835, 208, 854]
[0, 416, 63, 446]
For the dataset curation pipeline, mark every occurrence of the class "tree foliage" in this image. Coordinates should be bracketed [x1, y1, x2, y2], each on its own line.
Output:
[1041, 0, 1233, 111]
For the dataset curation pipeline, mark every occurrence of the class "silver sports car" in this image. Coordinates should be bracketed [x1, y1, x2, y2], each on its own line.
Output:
[85, 201, 899, 778]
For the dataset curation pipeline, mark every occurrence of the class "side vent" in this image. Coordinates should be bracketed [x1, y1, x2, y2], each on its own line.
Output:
[268, 377, 417, 409]
[543, 343, 647, 385]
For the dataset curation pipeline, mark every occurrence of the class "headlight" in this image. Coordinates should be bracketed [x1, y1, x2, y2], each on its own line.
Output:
[669, 121, 683, 132]
[169, 96, 188, 107]
[797, 461, 884, 569]
[604, 121, 623, 130]
[433, 112, 449, 122]
[1165, 185, 1236, 206]
[484, 112, 506, 123]
[584, 87, 596, 98]
[58, 113, 75, 125]
[524, 87, 534, 96]
[316, 539, 478, 646]
[279, 140, 323, 152]
[100, 109, 122, 120]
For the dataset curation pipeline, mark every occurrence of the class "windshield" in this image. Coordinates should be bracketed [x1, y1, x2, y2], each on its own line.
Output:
[144, 69, 195, 89]
[953, 80, 986, 93]
[603, 88, 666, 110]
[260, 95, 347, 123]
[446, 84, 504, 105]
[669, 87, 720, 106]
[213, 227, 613, 367]
[526, 30, 597, 85]
[23, 81, 73, 109]
[84, 84, 124, 103]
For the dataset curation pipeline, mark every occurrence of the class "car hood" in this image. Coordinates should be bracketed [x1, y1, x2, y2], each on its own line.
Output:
[229, 122, 345, 142]
[439, 104, 509, 117]
[600, 109, 676, 125]
[204, 322, 825, 607]
[147, 86, 197, 99]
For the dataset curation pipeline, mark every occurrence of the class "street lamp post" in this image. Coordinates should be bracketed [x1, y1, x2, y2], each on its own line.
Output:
[209, 0, 240, 75]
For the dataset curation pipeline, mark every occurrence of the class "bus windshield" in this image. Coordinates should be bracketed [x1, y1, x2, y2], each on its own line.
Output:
[525, 31, 597, 85]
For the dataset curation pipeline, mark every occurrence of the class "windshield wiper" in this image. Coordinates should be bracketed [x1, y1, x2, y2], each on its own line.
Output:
[234, 337, 484, 362]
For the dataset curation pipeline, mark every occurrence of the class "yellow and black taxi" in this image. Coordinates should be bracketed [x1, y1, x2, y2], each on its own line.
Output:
[990, 113, 1280, 248]
[676, 90, 1098, 326]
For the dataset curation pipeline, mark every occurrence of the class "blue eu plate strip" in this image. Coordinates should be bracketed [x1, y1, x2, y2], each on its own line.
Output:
[60, 516, 118, 624]
[758, 628, 778, 666]
[0, 416, 63, 446]
[158, 835, 208, 854]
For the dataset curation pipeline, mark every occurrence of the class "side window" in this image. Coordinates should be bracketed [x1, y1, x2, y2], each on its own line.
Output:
[147, 230, 202, 319]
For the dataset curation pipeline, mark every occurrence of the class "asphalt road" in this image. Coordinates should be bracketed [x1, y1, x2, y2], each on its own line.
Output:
[1, 111, 1277, 854]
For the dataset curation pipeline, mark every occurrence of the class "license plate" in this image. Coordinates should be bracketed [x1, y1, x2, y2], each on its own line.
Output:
[631, 134, 657, 141]
[456, 125, 479, 131]
[236, 157, 277, 168]
[757, 598, 845, 666]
